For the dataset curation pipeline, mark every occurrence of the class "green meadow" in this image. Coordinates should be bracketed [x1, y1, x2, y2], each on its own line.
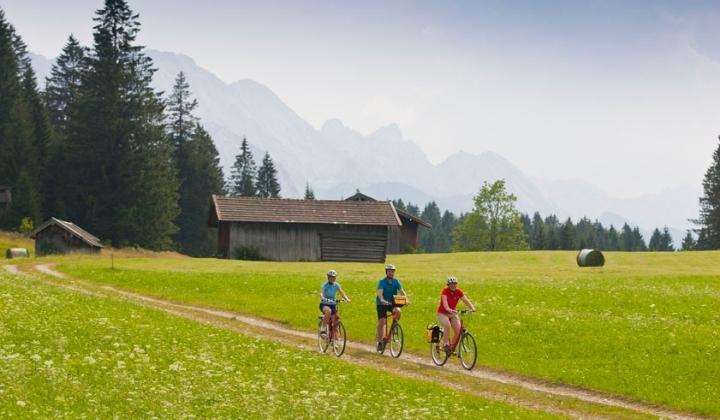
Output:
[49, 251, 720, 417]
[0, 268, 560, 419]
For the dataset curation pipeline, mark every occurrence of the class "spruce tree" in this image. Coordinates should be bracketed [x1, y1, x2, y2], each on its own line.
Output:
[559, 217, 575, 250]
[419, 201, 442, 252]
[648, 228, 662, 251]
[65, 0, 179, 249]
[167, 73, 225, 256]
[0, 11, 43, 229]
[43, 35, 88, 219]
[681, 230, 696, 251]
[660, 226, 674, 251]
[229, 137, 257, 196]
[256, 151, 281, 198]
[692, 136, 720, 249]
[304, 182, 315, 199]
[175, 124, 226, 256]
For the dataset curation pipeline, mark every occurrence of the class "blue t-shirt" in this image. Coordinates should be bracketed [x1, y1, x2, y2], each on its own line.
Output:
[321, 281, 341, 302]
[376, 277, 403, 305]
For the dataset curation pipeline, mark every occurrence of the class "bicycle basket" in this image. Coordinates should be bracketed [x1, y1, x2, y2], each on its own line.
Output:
[392, 295, 407, 306]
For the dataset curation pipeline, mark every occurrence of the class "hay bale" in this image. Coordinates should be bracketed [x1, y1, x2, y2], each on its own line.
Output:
[5, 248, 30, 259]
[576, 249, 605, 267]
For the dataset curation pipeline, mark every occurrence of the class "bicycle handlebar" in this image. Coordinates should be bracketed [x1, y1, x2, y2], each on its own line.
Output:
[321, 299, 348, 304]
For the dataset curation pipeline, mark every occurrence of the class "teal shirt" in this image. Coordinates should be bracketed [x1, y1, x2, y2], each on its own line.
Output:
[321, 281, 341, 301]
[376, 277, 402, 305]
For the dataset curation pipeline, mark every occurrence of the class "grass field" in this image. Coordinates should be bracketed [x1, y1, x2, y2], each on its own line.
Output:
[0, 268, 562, 419]
[42, 250, 720, 418]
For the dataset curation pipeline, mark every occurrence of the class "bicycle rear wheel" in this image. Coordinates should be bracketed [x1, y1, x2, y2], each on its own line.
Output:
[317, 319, 329, 353]
[389, 322, 404, 358]
[459, 332, 477, 370]
[430, 337, 448, 366]
[332, 321, 346, 356]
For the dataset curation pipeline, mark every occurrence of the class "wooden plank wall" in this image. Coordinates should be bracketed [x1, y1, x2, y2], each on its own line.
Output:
[227, 222, 389, 262]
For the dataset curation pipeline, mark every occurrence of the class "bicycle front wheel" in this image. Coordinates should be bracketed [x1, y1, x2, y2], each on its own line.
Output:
[459, 332, 477, 370]
[389, 322, 404, 358]
[332, 321, 347, 357]
[317, 319, 329, 353]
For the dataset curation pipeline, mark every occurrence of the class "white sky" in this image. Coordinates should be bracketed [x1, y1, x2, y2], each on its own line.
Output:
[4, 0, 720, 198]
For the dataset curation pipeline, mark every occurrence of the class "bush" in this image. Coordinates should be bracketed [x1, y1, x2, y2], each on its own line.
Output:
[233, 245, 266, 261]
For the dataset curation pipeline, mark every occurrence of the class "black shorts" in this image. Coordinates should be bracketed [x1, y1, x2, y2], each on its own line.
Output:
[376, 304, 398, 319]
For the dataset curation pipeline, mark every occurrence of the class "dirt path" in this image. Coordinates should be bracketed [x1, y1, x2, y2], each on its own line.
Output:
[4, 264, 713, 420]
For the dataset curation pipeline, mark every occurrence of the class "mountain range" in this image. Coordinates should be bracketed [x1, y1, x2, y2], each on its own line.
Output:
[30, 50, 701, 244]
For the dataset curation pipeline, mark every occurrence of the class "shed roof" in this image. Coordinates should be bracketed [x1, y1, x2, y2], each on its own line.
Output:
[345, 192, 432, 228]
[28, 217, 104, 248]
[208, 195, 402, 227]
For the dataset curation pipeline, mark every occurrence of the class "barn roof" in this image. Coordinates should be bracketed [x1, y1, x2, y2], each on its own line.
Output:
[28, 217, 104, 248]
[208, 195, 402, 227]
[345, 192, 432, 228]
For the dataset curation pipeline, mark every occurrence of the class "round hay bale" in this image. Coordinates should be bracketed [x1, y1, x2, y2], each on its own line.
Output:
[576, 249, 605, 267]
[5, 248, 30, 259]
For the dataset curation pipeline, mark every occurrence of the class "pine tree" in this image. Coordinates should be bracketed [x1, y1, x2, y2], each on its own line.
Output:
[0, 12, 43, 229]
[229, 137, 257, 196]
[42, 35, 88, 220]
[659, 226, 674, 251]
[692, 136, 720, 249]
[559, 217, 576, 250]
[256, 151, 281, 198]
[304, 183, 315, 199]
[681, 230, 696, 251]
[531, 212, 546, 250]
[65, 0, 179, 249]
[419, 201, 442, 252]
[174, 124, 226, 256]
[648, 228, 662, 251]
[167, 73, 225, 256]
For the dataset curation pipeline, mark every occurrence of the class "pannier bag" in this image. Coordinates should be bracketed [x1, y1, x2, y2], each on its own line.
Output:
[392, 295, 407, 306]
[425, 324, 442, 343]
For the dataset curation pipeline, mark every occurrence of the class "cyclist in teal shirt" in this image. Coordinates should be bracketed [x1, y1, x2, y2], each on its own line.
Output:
[319, 270, 350, 330]
[376, 264, 409, 351]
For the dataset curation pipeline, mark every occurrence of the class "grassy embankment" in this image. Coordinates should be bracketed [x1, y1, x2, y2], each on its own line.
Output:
[47, 250, 720, 418]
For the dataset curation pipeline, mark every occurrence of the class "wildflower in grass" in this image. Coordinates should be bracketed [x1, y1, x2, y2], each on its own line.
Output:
[30, 354, 41, 362]
[16, 401, 26, 407]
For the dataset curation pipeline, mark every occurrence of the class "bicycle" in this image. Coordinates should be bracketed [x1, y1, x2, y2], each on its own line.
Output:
[430, 310, 477, 370]
[317, 299, 347, 356]
[376, 296, 406, 358]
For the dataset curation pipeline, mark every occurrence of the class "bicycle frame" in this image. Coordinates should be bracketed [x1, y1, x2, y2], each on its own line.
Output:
[430, 310, 477, 370]
[318, 299, 347, 356]
[377, 303, 405, 358]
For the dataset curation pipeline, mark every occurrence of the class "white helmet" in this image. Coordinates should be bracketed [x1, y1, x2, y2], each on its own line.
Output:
[385, 264, 396, 270]
[327, 269, 338, 277]
[446, 276, 458, 285]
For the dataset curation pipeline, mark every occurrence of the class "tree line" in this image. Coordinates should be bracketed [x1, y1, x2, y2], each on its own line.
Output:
[0, 2, 280, 256]
[394, 172, 720, 253]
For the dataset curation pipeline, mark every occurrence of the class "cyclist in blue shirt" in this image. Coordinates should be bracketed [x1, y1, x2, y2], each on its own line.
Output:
[319, 270, 350, 330]
[376, 264, 409, 351]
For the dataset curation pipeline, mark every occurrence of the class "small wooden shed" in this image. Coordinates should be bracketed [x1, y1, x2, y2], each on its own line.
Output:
[207, 195, 402, 262]
[345, 193, 432, 254]
[28, 217, 104, 256]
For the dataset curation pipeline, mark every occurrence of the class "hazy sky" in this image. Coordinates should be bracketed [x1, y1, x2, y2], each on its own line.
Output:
[4, 0, 720, 198]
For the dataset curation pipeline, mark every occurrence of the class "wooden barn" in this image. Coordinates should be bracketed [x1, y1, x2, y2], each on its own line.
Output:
[28, 217, 104, 256]
[345, 193, 432, 254]
[207, 195, 402, 262]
